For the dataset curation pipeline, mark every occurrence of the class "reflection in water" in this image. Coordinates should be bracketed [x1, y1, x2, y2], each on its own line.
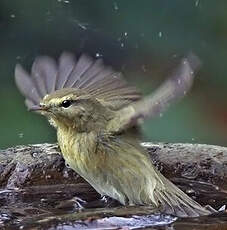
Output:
[0, 179, 226, 229]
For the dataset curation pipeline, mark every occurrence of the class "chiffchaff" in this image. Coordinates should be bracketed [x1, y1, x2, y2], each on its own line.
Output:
[15, 51, 212, 217]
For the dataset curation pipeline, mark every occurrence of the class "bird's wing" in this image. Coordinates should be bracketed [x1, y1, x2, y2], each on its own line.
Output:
[15, 52, 142, 110]
[107, 53, 201, 133]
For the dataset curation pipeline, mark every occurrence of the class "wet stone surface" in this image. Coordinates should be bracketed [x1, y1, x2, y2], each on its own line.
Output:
[0, 143, 227, 229]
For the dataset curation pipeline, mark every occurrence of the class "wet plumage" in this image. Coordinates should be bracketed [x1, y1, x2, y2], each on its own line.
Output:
[15, 51, 213, 217]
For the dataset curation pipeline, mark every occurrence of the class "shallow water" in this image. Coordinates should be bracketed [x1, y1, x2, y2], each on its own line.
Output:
[0, 179, 226, 229]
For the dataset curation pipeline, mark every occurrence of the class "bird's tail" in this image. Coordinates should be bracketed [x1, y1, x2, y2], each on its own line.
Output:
[153, 172, 216, 217]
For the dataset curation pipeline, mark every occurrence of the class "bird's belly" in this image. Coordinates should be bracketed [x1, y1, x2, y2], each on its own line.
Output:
[57, 130, 126, 202]
[63, 149, 127, 204]
[57, 129, 156, 205]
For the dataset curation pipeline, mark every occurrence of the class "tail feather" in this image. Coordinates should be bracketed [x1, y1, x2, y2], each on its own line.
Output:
[154, 173, 215, 217]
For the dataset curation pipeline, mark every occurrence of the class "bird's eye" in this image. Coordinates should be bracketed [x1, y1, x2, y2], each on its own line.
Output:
[61, 100, 73, 108]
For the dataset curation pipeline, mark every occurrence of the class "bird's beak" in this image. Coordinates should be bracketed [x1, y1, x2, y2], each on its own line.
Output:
[29, 105, 48, 112]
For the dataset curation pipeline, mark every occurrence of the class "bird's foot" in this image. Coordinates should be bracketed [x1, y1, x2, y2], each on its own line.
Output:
[56, 196, 87, 210]
[100, 195, 121, 207]
[72, 197, 87, 209]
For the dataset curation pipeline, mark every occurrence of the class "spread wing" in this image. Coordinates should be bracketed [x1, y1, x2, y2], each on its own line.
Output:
[107, 53, 201, 133]
[15, 52, 142, 110]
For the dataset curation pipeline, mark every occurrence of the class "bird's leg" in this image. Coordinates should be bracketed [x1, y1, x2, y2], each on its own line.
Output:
[72, 196, 87, 209]
[100, 195, 122, 207]
[56, 196, 87, 210]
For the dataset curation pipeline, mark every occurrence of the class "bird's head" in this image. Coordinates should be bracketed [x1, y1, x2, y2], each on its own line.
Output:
[31, 88, 112, 132]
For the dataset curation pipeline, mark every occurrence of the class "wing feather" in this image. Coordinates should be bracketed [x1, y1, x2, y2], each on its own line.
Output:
[63, 54, 93, 88]
[56, 52, 76, 89]
[25, 99, 36, 110]
[107, 53, 200, 133]
[15, 52, 199, 120]
[31, 56, 58, 96]
[81, 67, 114, 89]
[15, 52, 141, 110]
[76, 59, 105, 89]
[15, 64, 41, 104]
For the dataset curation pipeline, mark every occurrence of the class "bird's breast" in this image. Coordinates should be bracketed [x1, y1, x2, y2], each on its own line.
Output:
[57, 127, 99, 176]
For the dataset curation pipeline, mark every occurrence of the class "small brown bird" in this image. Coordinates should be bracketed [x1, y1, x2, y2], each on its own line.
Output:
[15, 51, 212, 217]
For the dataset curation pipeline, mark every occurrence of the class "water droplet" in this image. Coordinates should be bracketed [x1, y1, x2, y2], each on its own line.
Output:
[158, 31, 162, 38]
[95, 53, 102, 58]
[64, 0, 70, 3]
[45, 174, 51, 179]
[186, 188, 195, 194]
[195, 0, 200, 7]
[120, 43, 124, 47]
[63, 170, 69, 178]
[78, 23, 87, 30]
[142, 65, 147, 72]
[32, 152, 38, 157]
[10, 14, 15, 18]
[113, 2, 119, 10]
[18, 133, 24, 138]
[124, 32, 128, 37]
[159, 113, 163, 117]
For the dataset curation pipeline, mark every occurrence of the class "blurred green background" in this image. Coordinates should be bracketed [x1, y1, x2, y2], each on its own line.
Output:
[1, 0, 227, 149]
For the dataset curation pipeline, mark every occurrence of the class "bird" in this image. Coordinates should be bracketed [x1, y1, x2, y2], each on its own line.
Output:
[15, 51, 213, 217]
